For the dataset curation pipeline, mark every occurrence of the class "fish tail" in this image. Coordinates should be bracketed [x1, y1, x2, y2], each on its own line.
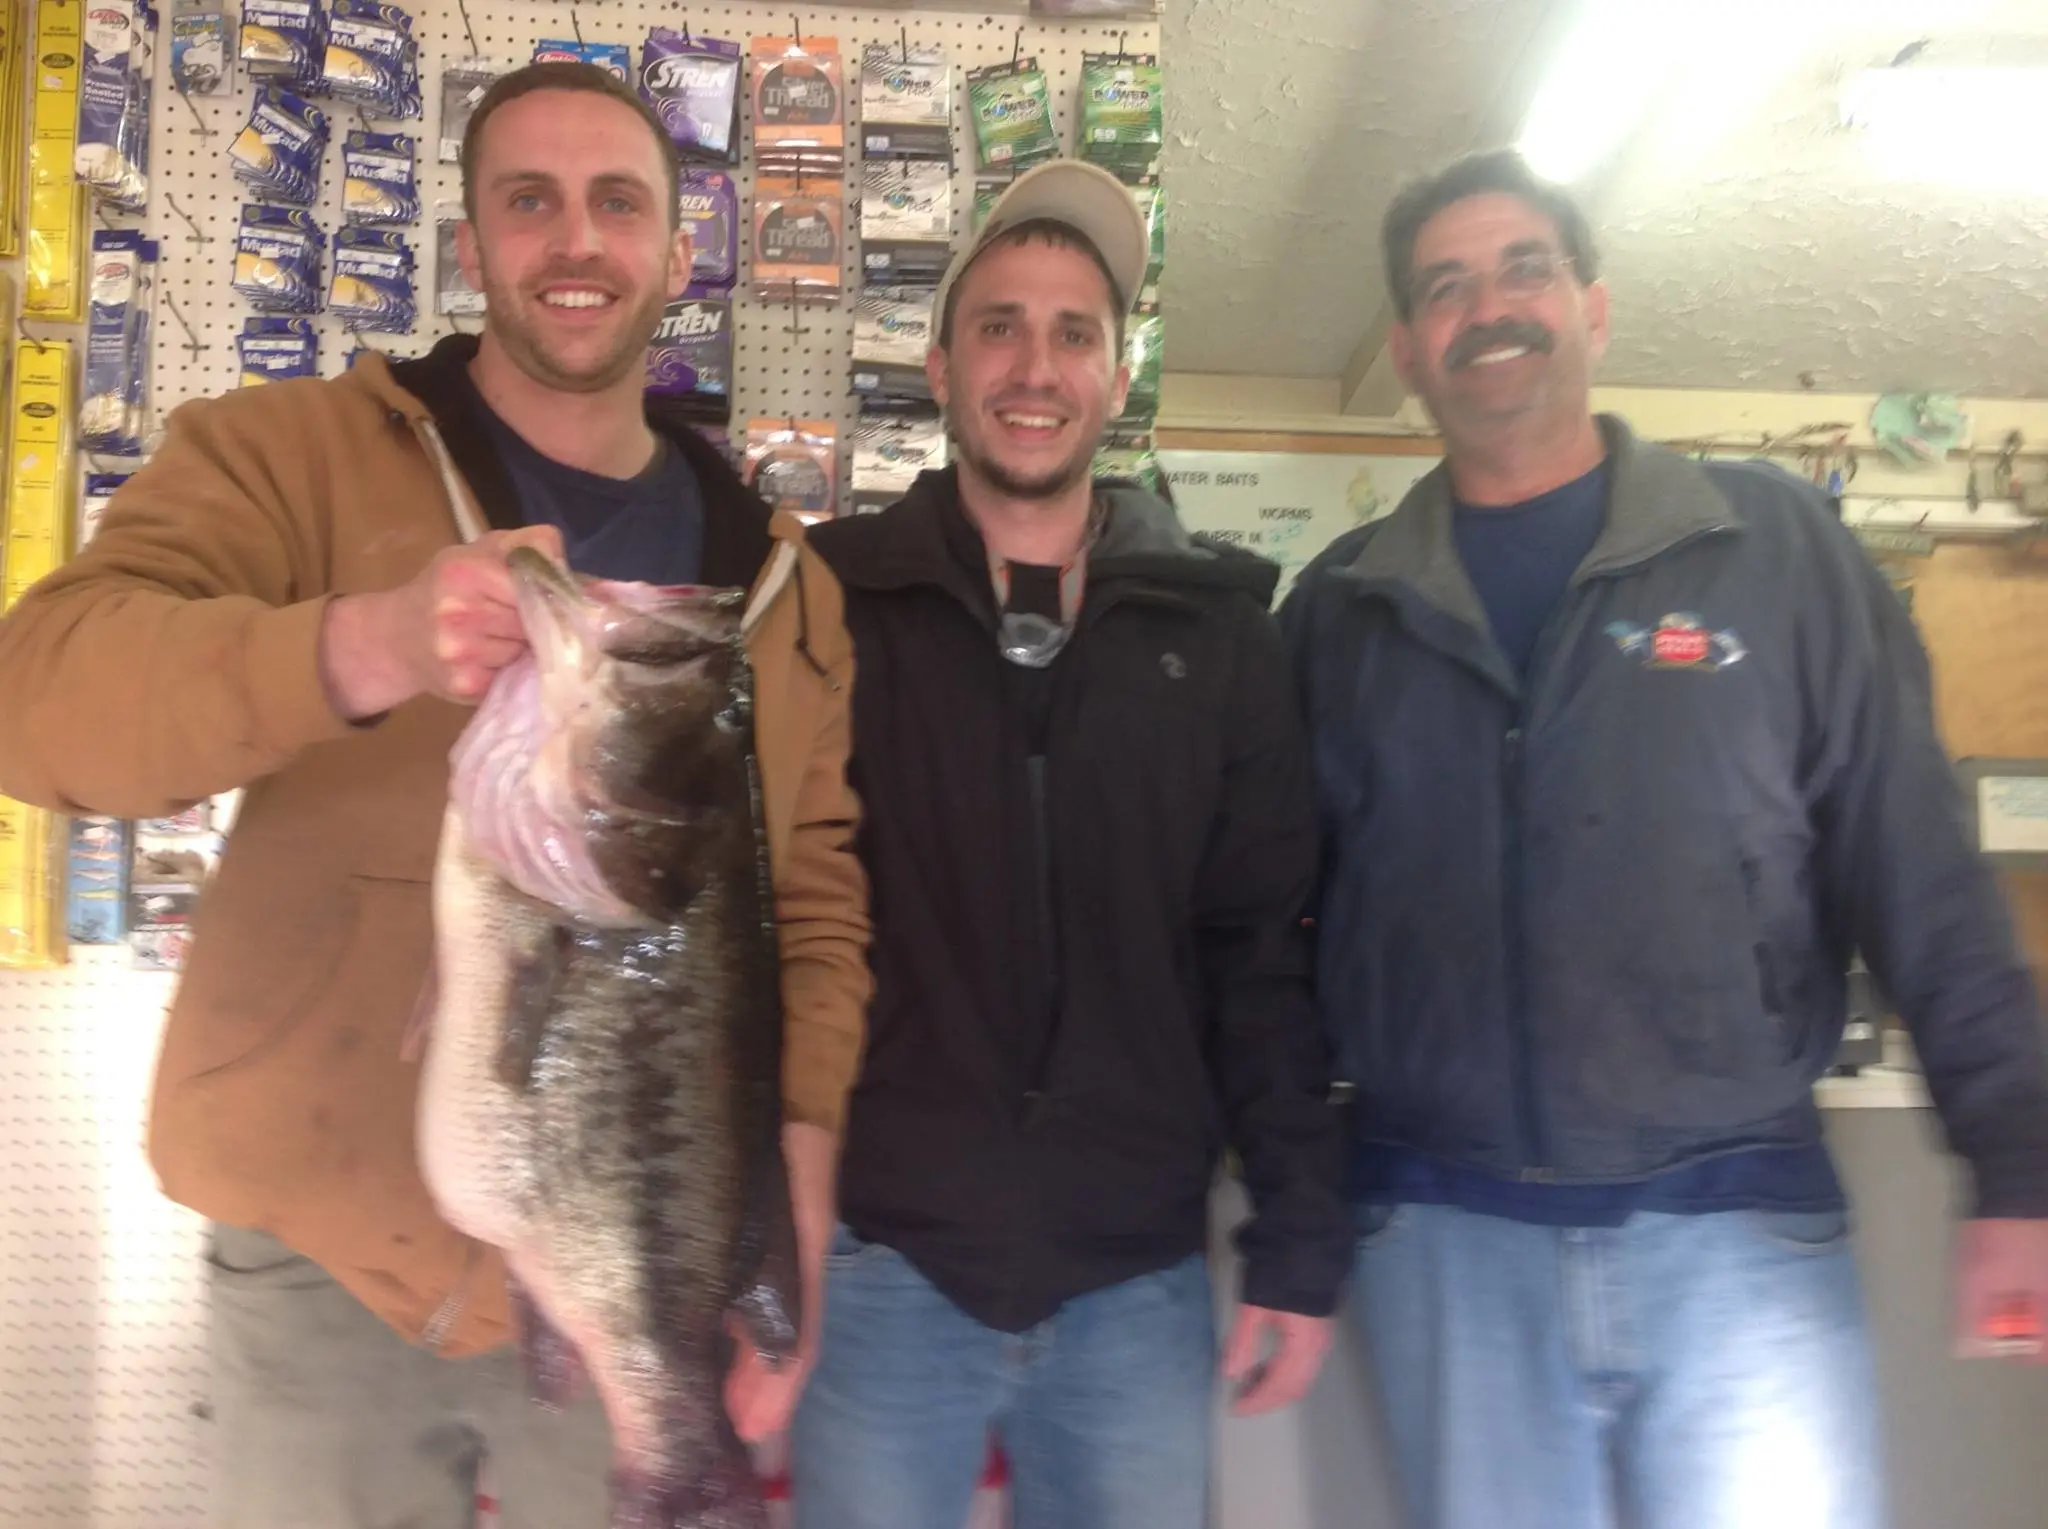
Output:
[610, 1438, 767, 1529]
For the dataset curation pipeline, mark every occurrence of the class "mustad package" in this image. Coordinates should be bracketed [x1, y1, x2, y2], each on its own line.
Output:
[229, 84, 329, 204]
[321, 0, 420, 120]
[232, 204, 324, 313]
[341, 129, 418, 225]
[328, 225, 416, 332]
[240, 0, 324, 88]
[236, 315, 319, 384]
[640, 29, 740, 164]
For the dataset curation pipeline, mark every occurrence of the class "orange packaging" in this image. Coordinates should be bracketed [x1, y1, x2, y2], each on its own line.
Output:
[752, 177, 844, 306]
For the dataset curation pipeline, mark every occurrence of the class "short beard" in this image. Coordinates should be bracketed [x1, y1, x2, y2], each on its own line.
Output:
[950, 416, 1100, 502]
[476, 259, 667, 395]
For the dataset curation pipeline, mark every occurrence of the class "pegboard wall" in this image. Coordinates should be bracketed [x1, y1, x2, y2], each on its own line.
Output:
[139, 1, 1162, 436]
[0, 3, 1158, 1523]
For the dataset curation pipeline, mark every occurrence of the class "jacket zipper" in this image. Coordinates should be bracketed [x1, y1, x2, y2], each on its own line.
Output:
[1503, 519, 1739, 1179]
[1022, 752, 1057, 1125]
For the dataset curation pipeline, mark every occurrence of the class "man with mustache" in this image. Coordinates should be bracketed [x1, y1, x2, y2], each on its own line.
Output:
[794, 161, 1351, 1529]
[1282, 148, 2048, 1529]
[0, 62, 870, 1526]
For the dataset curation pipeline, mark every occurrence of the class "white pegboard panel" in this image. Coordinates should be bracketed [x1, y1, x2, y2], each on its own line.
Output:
[142, 2, 1161, 440]
[4, 6, 1160, 1523]
[0, 949, 208, 1525]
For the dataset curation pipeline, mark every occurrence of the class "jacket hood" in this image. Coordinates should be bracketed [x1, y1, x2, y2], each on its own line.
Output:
[811, 466, 1282, 607]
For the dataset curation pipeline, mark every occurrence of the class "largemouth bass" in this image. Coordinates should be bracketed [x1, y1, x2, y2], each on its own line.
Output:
[419, 548, 797, 1528]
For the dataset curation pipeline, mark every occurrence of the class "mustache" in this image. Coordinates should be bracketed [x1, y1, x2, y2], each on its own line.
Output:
[1447, 320, 1554, 370]
[521, 261, 625, 292]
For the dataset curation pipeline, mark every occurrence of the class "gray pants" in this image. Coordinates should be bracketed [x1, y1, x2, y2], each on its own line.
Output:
[206, 1223, 613, 1529]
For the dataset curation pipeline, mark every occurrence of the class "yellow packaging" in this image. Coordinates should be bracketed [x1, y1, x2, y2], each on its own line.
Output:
[0, 0, 27, 259]
[25, 0, 85, 320]
[0, 335, 73, 968]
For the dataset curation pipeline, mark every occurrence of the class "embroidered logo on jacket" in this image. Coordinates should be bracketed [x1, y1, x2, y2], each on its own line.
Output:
[1605, 613, 1747, 671]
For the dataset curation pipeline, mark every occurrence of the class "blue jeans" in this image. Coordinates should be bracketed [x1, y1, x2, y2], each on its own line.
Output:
[791, 1230, 1215, 1529]
[1350, 1203, 1886, 1529]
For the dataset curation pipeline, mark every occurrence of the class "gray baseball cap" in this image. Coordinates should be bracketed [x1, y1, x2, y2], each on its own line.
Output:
[935, 159, 1149, 334]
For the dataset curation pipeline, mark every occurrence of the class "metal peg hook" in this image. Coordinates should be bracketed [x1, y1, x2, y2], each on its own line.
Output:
[1012, 27, 1023, 68]
[16, 316, 48, 354]
[786, 293, 807, 338]
[162, 192, 211, 245]
[1117, 30, 1128, 62]
[175, 84, 215, 138]
[455, 0, 480, 57]
[901, 26, 910, 63]
[791, 14, 801, 49]
[160, 290, 208, 359]
[570, 6, 584, 46]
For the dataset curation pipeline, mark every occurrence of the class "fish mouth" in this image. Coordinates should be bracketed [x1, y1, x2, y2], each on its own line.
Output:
[508, 546, 598, 682]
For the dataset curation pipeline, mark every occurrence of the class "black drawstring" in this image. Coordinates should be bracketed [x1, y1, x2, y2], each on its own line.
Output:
[791, 551, 834, 687]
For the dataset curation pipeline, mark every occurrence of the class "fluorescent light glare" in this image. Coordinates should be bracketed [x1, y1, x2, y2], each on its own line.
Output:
[1517, 0, 1697, 181]
[1840, 67, 2048, 192]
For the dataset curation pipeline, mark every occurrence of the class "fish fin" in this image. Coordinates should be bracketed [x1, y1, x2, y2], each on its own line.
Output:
[399, 958, 437, 1063]
[497, 923, 570, 1092]
[511, 1277, 585, 1411]
[611, 1442, 767, 1529]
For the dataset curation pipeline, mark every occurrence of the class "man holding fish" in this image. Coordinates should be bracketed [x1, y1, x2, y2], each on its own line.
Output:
[0, 61, 868, 1528]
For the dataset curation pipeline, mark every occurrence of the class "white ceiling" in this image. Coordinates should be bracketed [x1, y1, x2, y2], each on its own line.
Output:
[1160, 0, 2048, 404]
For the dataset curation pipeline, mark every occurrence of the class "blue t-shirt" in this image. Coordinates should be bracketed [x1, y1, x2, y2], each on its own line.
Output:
[473, 387, 705, 586]
[1355, 460, 1844, 1224]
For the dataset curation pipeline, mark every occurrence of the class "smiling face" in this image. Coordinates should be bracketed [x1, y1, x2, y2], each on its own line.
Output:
[928, 233, 1130, 502]
[458, 88, 689, 394]
[1388, 191, 1608, 443]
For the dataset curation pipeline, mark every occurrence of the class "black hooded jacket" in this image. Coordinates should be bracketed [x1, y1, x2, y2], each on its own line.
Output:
[807, 468, 1350, 1332]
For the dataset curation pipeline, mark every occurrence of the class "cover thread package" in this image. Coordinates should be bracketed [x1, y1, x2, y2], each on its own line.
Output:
[752, 36, 845, 177]
[745, 418, 838, 523]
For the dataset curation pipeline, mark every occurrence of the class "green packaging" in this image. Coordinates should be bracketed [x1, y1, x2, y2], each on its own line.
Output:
[1079, 53, 1162, 182]
[1132, 181, 1165, 287]
[1118, 309, 1164, 426]
[968, 58, 1057, 172]
[1093, 434, 1162, 492]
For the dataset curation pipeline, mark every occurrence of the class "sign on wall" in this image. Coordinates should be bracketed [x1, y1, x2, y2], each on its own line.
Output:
[1158, 448, 1441, 594]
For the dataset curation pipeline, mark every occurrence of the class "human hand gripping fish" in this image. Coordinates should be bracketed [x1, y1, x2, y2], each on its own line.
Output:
[418, 547, 802, 1529]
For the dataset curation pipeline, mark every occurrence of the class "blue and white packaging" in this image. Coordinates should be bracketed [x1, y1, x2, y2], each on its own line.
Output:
[321, 0, 421, 120]
[171, 0, 229, 93]
[236, 316, 320, 384]
[240, 0, 325, 87]
[342, 130, 419, 225]
[80, 472, 132, 548]
[230, 85, 330, 204]
[76, 0, 155, 209]
[81, 230, 147, 455]
[329, 226, 417, 333]
[232, 205, 326, 313]
[533, 38, 630, 83]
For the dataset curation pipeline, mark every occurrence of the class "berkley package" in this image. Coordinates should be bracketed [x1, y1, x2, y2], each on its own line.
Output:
[328, 225, 415, 333]
[342, 129, 418, 225]
[79, 470, 130, 547]
[645, 291, 731, 418]
[1077, 52, 1163, 183]
[858, 160, 952, 288]
[229, 84, 330, 204]
[859, 44, 951, 162]
[752, 35, 844, 176]
[80, 229, 154, 456]
[232, 204, 325, 313]
[851, 287, 934, 402]
[640, 29, 740, 164]
[532, 38, 628, 84]
[752, 177, 843, 307]
[678, 168, 737, 290]
[968, 58, 1056, 172]
[744, 418, 837, 523]
[236, 314, 319, 383]
[75, 0, 154, 211]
